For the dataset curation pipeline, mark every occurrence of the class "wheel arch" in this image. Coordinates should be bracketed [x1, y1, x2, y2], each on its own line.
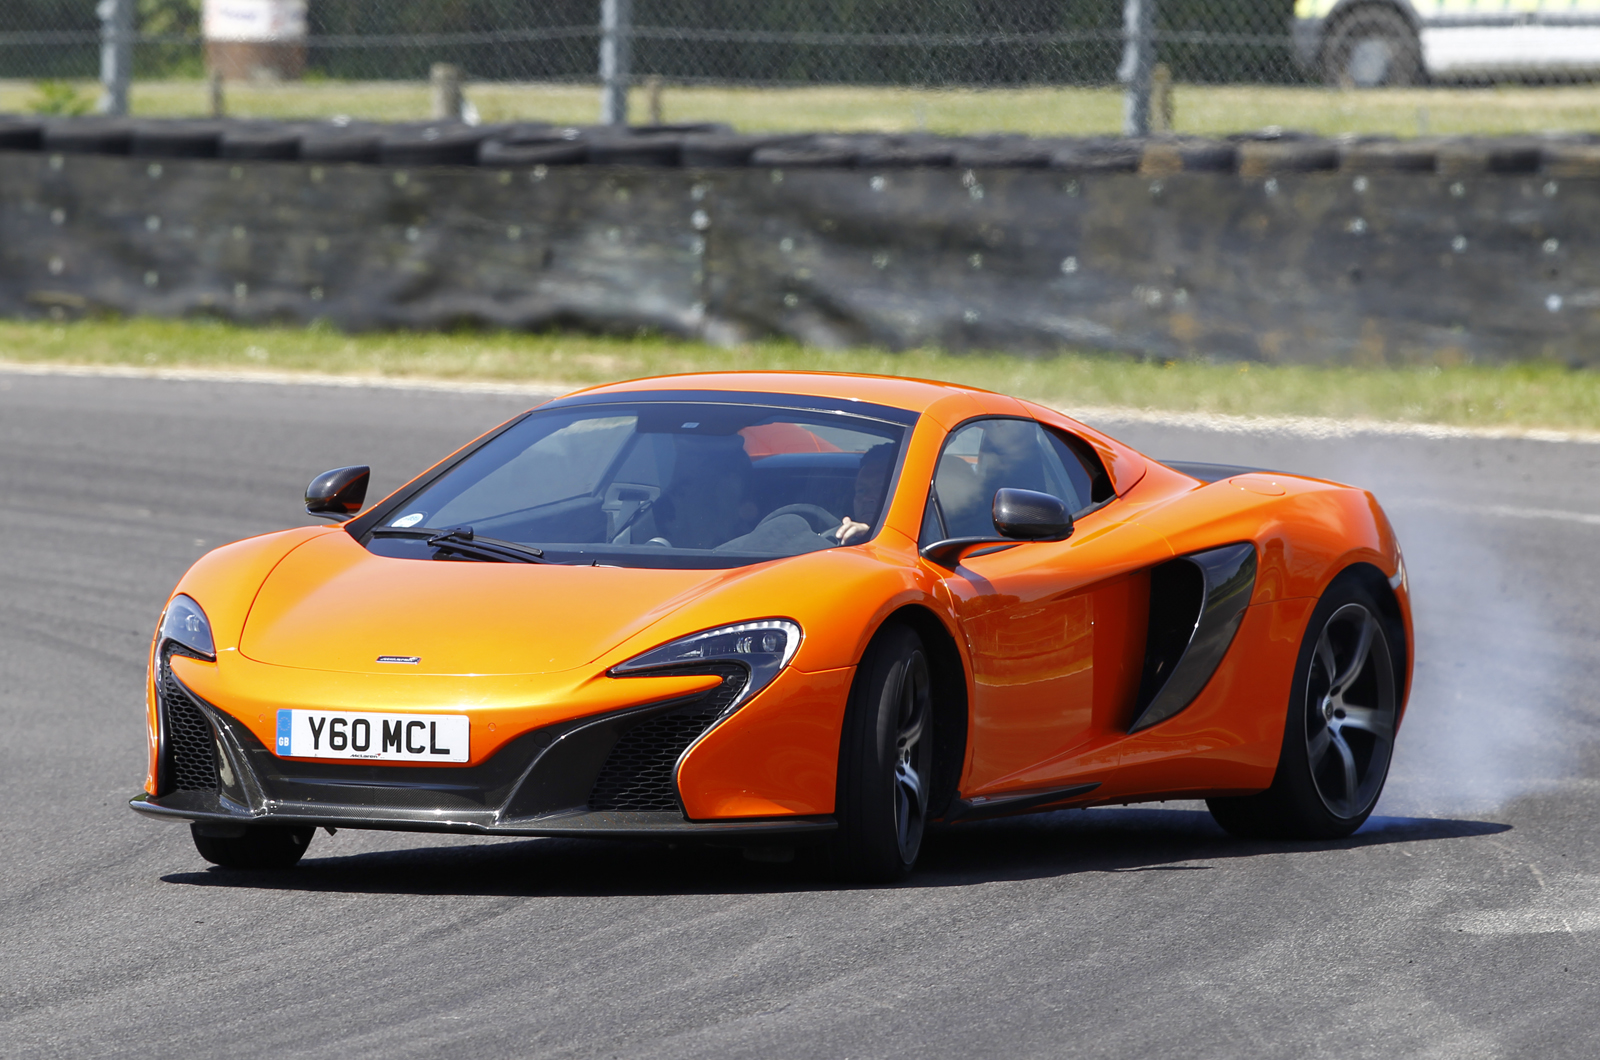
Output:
[1323, 0, 1422, 40]
[1318, 0, 1424, 74]
[1320, 560, 1410, 712]
[873, 604, 969, 821]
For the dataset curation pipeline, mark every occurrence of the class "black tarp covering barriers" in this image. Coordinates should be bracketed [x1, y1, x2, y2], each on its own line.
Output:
[1, 116, 1597, 366]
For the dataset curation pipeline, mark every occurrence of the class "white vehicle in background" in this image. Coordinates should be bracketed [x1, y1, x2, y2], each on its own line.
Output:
[1294, 0, 1600, 85]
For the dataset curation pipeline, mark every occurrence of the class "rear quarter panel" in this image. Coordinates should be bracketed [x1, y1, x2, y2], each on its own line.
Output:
[987, 467, 1410, 804]
[1103, 471, 1409, 800]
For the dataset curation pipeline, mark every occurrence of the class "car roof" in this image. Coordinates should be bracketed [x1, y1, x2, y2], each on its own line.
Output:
[556, 371, 1007, 416]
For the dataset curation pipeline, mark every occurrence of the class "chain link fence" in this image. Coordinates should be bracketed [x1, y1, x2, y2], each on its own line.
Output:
[2, 1, 1599, 133]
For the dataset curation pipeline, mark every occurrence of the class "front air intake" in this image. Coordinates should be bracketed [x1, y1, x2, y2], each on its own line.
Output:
[159, 665, 220, 793]
[588, 664, 746, 813]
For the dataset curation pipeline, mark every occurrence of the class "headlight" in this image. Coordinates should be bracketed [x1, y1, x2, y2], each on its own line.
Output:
[158, 595, 215, 661]
[610, 619, 801, 710]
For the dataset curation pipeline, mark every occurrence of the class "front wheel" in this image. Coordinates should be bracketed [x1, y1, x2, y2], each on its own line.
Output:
[1208, 579, 1399, 840]
[192, 824, 315, 869]
[829, 624, 934, 882]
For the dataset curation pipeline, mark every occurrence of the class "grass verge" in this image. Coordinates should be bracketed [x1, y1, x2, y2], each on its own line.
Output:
[3, 79, 1600, 139]
[4, 317, 1599, 433]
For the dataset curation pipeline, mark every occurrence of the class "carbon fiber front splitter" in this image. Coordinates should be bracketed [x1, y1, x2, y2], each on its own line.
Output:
[130, 791, 835, 840]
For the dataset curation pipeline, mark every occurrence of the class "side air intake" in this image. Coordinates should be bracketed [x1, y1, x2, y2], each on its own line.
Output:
[1129, 542, 1258, 733]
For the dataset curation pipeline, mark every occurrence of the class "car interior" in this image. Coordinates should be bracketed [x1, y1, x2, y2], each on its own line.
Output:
[367, 402, 909, 566]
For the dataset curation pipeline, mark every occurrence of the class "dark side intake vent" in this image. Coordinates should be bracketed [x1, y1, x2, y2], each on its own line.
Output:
[589, 664, 747, 813]
[160, 666, 220, 793]
[1129, 542, 1258, 733]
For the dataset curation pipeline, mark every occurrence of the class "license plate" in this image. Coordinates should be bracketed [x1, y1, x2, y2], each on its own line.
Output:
[275, 710, 469, 763]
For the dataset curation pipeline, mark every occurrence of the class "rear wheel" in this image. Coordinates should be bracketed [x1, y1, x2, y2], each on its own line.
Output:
[1208, 579, 1399, 840]
[1322, 8, 1422, 87]
[830, 624, 934, 882]
[191, 824, 315, 870]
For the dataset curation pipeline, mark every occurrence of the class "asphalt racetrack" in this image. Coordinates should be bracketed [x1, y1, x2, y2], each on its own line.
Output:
[4, 370, 1599, 1059]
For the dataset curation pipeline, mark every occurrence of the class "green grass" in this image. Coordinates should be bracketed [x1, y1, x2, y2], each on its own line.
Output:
[3, 79, 1600, 139]
[5, 317, 1600, 432]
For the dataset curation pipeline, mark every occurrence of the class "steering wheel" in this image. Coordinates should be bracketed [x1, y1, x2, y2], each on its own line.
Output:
[757, 503, 840, 534]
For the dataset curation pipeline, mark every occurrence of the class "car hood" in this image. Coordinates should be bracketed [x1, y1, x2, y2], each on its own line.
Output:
[238, 531, 738, 676]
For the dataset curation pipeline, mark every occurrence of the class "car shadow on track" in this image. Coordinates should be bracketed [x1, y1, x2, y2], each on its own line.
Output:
[158, 807, 1509, 897]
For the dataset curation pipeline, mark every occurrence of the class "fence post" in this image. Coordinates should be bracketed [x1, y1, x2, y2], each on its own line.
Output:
[431, 63, 464, 122]
[1119, 0, 1155, 138]
[601, 0, 630, 126]
[599, 0, 634, 126]
[97, 0, 134, 117]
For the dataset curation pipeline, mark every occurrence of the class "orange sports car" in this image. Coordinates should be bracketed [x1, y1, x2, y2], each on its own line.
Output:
[131, 372, 1411, 880]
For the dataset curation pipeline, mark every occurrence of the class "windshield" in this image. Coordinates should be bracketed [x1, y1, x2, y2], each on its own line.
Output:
[365, 399, 912, 569]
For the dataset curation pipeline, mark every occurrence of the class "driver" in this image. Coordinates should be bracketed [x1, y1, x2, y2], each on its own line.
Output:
[713, 443, 896, 554]
[830, 443, 895, 545]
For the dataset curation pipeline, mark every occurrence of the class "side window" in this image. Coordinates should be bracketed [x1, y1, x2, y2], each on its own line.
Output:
[923, 419, 1112, 543]
[1041, 428, 1114, 509]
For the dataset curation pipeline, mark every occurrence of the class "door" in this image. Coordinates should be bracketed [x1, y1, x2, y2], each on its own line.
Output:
[924, 418, 1169, 795]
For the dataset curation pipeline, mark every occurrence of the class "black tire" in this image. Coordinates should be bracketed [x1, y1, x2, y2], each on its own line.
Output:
[42, 118, 134, 156]
[0, 120, 43, 152]
[1322, 7, 1423, 87]
[681, 133, 803, 168]
[1208, 577, 1400, 840]
[586, 133, 683, 167]
[192, 824, 314, 870]
[131, 120, 224, 159]
[300, 132, 381, 164]
[479, 140, 587, 167]
[221, 130, 301, 161]
[379, 127, 489, 167]
[829, 624, 935, 882]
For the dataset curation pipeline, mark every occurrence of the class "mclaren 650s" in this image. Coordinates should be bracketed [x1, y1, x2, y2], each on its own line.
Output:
[132, 372, 1412, 880]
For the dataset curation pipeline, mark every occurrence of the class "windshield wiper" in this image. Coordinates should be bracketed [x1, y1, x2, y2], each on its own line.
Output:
[371, 525, 551, 564]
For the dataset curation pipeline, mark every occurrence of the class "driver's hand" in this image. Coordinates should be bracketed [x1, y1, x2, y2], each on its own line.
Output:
[835, 517, 871, 545]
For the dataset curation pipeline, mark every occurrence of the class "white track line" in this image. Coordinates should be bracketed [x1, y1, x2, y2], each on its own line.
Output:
[2, 360, 1598, 445]
[0, 361, 572, 397]
[1056, 404, 1600, 446]
[1396, 498, 1600, 527]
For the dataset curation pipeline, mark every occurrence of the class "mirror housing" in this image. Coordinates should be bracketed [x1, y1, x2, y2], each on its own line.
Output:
[993, 488, 1074, 541]
[920, 488, 1074, 566]
[305, 465, 370, 520]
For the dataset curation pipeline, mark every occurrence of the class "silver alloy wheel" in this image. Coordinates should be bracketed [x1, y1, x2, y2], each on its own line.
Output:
[1304, 602, 1397, 819]
[892, 651, 932, 863]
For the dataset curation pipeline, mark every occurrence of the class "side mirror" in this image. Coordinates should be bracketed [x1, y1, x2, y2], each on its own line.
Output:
[993, 488, 1073, 541]
[920, 488, 1074, 566]
[305, 465, 370, 520]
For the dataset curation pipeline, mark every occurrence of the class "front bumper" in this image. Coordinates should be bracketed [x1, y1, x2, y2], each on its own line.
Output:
[132, 666, 835, 840]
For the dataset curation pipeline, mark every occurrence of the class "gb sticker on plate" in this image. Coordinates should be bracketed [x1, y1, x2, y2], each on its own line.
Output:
[275, 710, 469, 763]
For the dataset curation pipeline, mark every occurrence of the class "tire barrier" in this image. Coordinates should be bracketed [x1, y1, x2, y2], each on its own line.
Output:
[1, 116, 1597, 365]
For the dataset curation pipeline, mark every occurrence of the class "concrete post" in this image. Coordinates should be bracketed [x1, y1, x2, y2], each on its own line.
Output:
[97, 0, 134, 117]
[431, 63, 464, 122]
[1151, 62, 1174, 133]
[599, 0, 633, 126]
[1120, 0, 1156, 138]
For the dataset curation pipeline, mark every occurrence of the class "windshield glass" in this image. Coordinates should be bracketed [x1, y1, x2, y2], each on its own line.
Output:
[366, 399, 912, 569]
